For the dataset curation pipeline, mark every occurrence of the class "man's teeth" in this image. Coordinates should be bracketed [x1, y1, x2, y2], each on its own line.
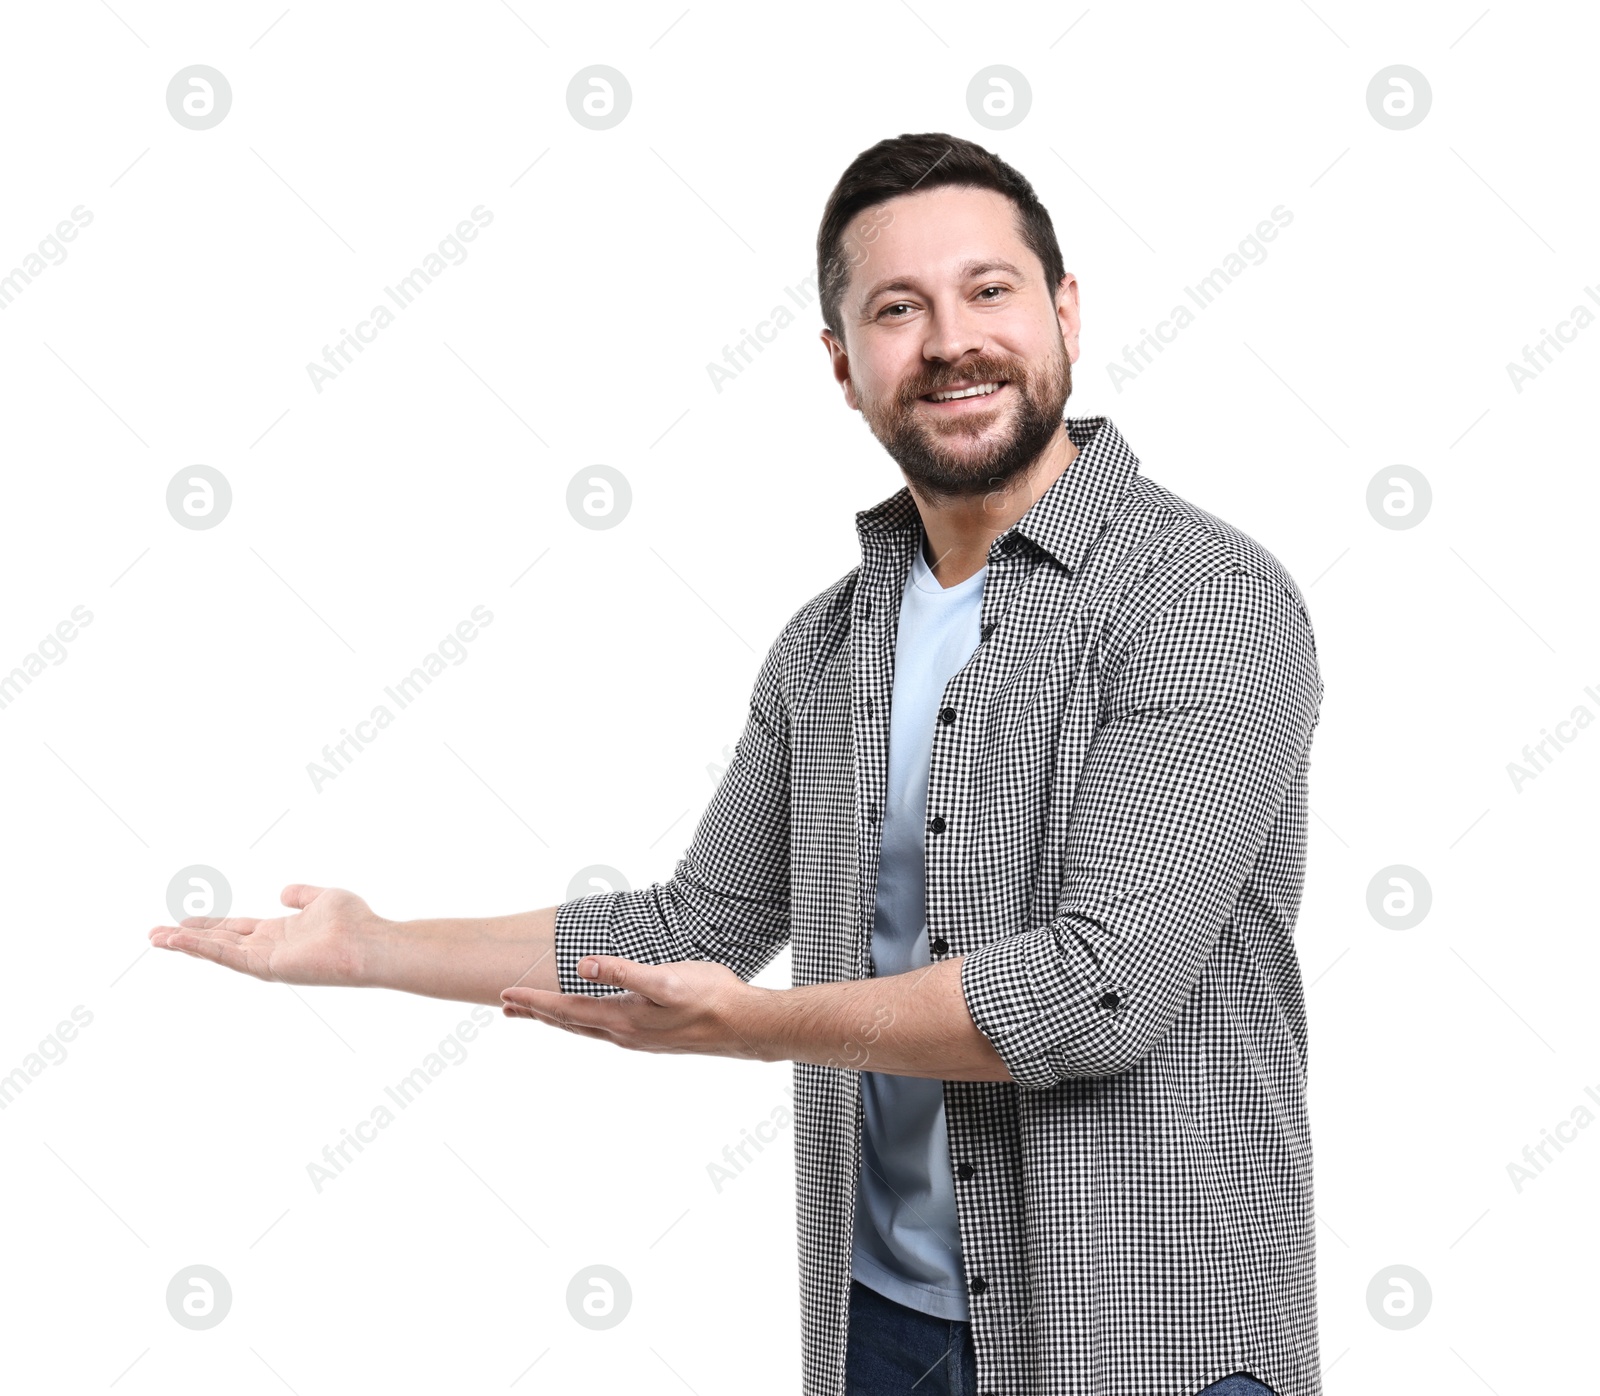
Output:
[927, 382, 1002, 402]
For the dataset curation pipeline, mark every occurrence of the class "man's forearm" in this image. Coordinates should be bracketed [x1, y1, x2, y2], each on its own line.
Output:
[365, 905, 559, 1007]
[757, 955, 1014, 1082]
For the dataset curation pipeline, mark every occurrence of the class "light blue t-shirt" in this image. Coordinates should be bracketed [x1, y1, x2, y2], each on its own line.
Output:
[851, 530, 986, 1320]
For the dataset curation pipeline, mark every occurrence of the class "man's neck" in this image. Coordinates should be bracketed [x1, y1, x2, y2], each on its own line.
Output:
[912, 425, 1080, 588]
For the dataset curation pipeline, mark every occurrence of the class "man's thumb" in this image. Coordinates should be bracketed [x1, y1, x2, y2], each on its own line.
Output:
[580, 955, 660, 997]
[281, 884, 327, 910]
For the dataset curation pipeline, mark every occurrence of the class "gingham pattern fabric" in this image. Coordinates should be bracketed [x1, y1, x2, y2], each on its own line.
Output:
[555, 416, 1326, 1396]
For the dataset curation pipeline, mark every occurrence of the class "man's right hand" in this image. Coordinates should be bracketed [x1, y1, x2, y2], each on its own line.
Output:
[148, 883, 387, 988]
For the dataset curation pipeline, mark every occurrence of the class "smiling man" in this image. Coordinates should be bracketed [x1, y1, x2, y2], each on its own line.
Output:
[149, 133, 1325, 1396]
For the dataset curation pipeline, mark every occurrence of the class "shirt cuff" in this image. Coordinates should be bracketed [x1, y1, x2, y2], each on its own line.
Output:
[553, 893, 624, 996]
[959, 919, 1128, 1089]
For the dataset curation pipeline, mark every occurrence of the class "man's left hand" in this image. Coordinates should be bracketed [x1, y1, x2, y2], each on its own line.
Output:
[501, 956, 774, 1063]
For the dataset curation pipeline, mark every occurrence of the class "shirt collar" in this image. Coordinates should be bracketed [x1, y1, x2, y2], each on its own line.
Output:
[853, 416, 1142, 575]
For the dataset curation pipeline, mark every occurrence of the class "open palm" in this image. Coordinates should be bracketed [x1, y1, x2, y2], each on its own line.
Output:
[148, 883, 379, 987]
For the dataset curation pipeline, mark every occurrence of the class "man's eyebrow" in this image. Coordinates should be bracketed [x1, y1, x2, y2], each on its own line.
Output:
[857, 259, 1028, 313]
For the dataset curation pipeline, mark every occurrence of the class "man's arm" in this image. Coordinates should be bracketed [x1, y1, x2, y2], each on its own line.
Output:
[147, 883, 561, 1007]
[502, 947, 1014, 1082]
[755, 955, 1012, 1080]
[958, 566, 1324, 1090]
[364, 904, 561, 1004]
[742, 590, 1312, 1078]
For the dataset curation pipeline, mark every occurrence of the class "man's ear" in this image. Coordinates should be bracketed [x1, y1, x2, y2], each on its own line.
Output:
[821, 328, 860, 411]
[1055, 272, 1082, 364]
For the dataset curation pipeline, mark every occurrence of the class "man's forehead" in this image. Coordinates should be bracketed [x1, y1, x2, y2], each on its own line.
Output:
[846, 189, 1032, 308]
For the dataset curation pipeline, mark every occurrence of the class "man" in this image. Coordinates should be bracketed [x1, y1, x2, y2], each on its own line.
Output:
[150, 133, 1325, 1396]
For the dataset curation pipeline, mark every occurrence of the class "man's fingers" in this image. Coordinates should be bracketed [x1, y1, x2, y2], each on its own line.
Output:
[153, 930, 253, 972]
[178, 915, 258, 933]
[502, 987, 645, 1029]
[503, 1003, 619, 1041]
[152, 927, 245, 949]
[550, 1021, 617, 1041]
[280, 884, 326, 911]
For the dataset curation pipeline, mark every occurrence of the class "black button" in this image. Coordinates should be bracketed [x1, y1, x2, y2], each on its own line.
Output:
[928, 814, 946, 835]
[938, 706, 957, 725]
[970, 1276, 988, 1295]
[981, 622, 997, 641]
[999, 534, 1017, 553]
[930, 937, 949, 955]
[1098, 991, 1121, 1010]
[956, 1161, 976, 1180]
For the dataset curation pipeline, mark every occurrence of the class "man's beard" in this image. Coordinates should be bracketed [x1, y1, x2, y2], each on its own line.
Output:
[855, 339, 1073, 502]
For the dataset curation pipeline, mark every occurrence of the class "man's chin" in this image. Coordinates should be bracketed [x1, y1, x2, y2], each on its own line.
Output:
[890, 448, 1034, 499]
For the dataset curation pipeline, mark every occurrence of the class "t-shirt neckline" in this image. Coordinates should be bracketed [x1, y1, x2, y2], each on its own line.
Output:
[910, 532, 988, 596]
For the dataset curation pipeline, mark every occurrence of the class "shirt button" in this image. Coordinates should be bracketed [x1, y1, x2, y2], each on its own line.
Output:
[1099, 991, 1121, 1010]
[956, 1161, 976, 1180]
[938, 706, 957, 725]
[970, 1276, 989, 1295]
[981, 622, 997, 641]
[928, 814, 946, 835]
[930, 937, 949, 955]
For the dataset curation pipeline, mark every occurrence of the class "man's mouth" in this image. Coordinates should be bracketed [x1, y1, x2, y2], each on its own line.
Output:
[920, 380, 1009, 407]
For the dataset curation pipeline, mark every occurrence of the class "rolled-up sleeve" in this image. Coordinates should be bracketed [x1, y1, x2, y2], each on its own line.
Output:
[554, 625, 793, 998]
[960, 566, 1324, 1089]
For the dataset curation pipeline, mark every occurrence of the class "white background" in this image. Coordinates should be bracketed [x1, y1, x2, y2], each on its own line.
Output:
[0, 1, 1594, 1391]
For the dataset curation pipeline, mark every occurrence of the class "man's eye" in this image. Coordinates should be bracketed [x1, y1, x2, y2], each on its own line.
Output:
[878, 287, 1006, 318]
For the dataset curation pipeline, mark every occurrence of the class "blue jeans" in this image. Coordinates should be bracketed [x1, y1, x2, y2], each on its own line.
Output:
[844, 1277, 1279, 1395]
[846, 1279, 978, 1395]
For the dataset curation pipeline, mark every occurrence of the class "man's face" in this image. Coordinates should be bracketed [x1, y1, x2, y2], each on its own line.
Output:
[823, 184, 1081, 502]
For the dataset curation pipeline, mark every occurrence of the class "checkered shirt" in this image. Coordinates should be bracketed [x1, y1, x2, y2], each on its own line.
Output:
[556, 415, 1326, 1396]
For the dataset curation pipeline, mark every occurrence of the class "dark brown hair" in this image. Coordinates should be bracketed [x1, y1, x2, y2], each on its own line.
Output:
[815, 132, 1066, 342]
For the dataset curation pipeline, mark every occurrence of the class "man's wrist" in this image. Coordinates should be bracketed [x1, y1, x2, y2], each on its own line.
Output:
[738, 985, 785, 1064]
[353, 915, 404, 990]
[746, 980, 863, 1069]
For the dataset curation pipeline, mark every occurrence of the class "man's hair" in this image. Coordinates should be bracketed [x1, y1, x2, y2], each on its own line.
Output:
[815, 132, 1066, 343]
